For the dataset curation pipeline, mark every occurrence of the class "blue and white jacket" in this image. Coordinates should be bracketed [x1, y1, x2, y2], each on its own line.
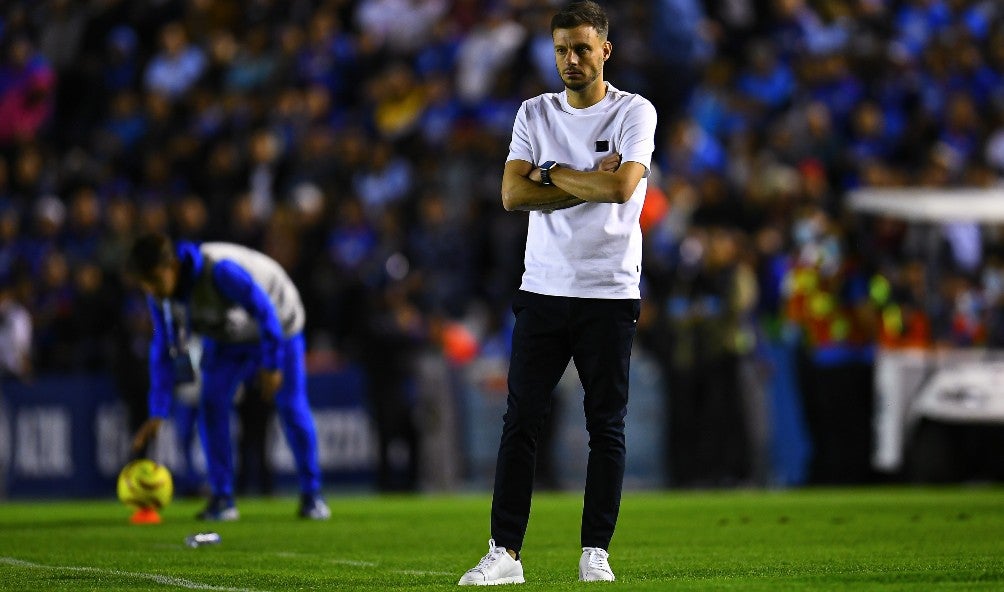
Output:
[146, 241, 304, 418]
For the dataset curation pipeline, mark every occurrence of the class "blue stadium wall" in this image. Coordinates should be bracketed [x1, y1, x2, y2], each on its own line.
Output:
[0, 368, 374, 498]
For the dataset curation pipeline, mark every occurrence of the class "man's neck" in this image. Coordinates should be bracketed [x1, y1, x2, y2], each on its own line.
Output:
[566, 80, 607, 109]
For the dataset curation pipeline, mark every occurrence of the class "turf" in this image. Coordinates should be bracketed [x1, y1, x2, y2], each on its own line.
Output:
[0, 487, 1001, 591]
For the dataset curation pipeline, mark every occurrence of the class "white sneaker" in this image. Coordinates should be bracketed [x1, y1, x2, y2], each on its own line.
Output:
[458, 539, 525, 586]
[579, 547, 615, 582]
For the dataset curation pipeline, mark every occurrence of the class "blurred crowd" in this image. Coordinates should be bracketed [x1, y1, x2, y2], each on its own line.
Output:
[1, 0, 1003, 488]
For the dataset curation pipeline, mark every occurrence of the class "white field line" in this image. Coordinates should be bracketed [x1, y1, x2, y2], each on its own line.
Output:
[0, 557, 266, 592]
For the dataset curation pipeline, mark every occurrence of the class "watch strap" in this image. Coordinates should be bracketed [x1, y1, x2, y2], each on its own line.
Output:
[539, 160, 557, 186]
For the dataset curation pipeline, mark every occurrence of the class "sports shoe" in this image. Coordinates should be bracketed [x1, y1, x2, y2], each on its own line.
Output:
[298, 494, 331, 520]
[458, 538, 525, 586]
[579, 547, 615, 582]
[195, 496, 239, 521]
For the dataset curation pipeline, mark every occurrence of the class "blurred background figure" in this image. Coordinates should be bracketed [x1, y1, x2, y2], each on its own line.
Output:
[351, 281, 424, 493]
[172, 332, 206, 498]
[0, 272, 32, 500]
[0, 35, 55, 149]
[0, 275, 33, 383]
[235, 380, 276, 498]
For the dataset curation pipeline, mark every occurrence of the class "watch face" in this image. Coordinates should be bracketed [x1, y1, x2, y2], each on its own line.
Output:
[541, 160, 556, 170]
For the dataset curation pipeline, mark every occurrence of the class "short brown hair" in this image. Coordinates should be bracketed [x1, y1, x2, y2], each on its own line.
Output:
[551, 1, 609, 39]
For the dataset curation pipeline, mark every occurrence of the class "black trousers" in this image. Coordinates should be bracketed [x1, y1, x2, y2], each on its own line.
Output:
[491, 290, 640, 552]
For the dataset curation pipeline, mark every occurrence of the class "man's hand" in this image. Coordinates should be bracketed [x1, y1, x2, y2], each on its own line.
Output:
[258, 368, 283, 402]
[528, 166, 542, 184]
[599, 152, 622, 172]
[132, 418, 164, 453]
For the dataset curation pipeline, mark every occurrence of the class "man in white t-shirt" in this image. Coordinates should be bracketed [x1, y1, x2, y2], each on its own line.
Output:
[459, 1, 657, 586]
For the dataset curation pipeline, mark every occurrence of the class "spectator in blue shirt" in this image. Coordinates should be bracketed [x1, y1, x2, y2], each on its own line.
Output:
[736, 41, 795, 118]
[893, 0, 951, 60]
[143, 22, 207, 101]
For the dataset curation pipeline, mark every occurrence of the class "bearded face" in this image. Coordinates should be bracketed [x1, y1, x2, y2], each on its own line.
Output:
[553, 25, 610, 93]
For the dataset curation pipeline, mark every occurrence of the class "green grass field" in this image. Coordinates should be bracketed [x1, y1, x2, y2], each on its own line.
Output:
[1, 487, 1002, 591]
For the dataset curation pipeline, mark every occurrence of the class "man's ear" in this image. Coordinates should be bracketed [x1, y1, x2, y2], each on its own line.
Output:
[603, 40, 612, 62]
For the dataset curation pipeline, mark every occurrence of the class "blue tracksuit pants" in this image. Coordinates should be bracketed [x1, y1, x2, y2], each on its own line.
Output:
[198, 333, 321, 498]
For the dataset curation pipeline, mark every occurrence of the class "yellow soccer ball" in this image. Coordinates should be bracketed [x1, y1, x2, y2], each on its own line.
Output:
[117, 459, 173, 510]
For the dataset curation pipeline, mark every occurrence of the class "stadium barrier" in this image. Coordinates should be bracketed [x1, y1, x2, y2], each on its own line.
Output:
[11, 343, 999, 498]
[0, 368, 375, 499]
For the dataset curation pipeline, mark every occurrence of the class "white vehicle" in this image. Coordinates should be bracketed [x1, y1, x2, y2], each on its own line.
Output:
[851, 187, 1004, 482]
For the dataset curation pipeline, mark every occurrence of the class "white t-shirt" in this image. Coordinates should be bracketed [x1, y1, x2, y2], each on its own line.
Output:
[507, 83, 657, 299]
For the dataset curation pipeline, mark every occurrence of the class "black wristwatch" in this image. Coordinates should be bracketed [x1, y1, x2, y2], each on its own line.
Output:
[539, 160, 558, 186]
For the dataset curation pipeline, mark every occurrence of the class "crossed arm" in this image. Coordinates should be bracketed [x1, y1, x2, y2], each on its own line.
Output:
[500, 153, 647, 212]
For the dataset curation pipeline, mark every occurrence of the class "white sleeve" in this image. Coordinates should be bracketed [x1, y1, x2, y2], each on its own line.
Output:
[618, 98, 658, 175]
[506, 101, 534, 164]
